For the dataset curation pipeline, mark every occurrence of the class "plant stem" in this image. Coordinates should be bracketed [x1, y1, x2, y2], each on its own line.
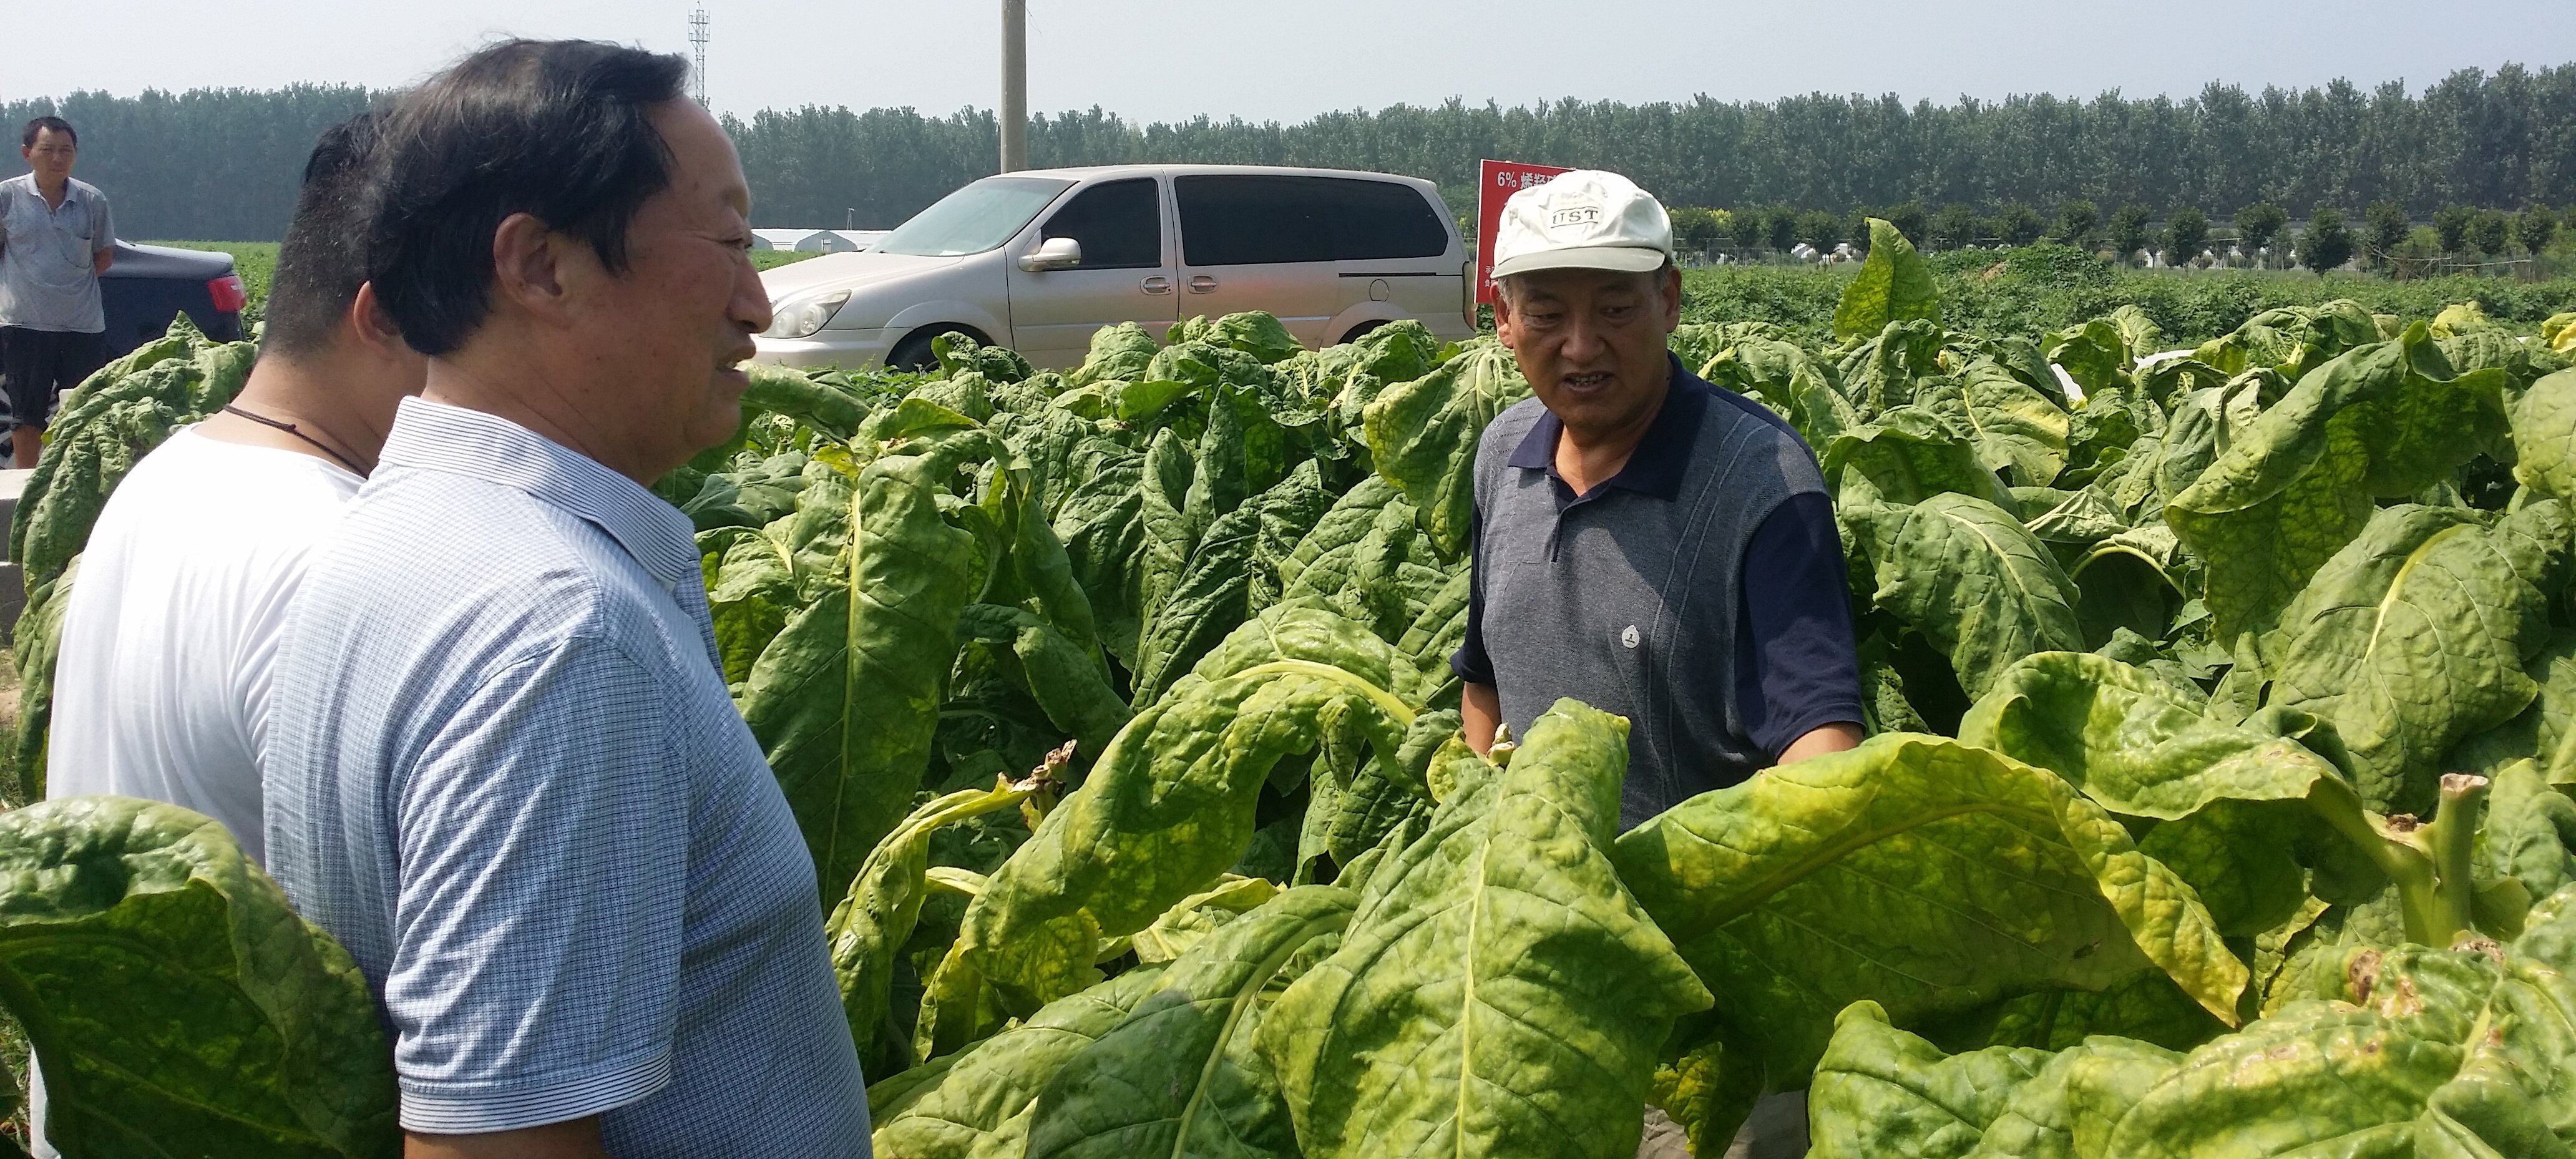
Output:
[2421, 773, 2491, 947]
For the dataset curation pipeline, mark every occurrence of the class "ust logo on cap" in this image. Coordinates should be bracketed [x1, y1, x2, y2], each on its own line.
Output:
[1549, 205, 1603, 230]
[1621, 625, 1640, 649]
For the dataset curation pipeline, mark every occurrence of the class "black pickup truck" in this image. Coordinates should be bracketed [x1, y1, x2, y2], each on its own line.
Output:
[98, 240, 247, 355]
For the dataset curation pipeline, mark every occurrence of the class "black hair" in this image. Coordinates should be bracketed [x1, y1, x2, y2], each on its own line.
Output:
[367, 39, 690, 356]
[21, 116, 74, 149]
[263, 114, 386, 359]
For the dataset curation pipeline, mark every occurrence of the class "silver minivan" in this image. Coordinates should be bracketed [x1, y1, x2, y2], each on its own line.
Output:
[752, 164, 1476, 372]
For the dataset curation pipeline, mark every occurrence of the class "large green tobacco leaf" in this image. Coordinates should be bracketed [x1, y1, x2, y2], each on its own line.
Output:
[11, 557, 77, 798]
[1833, 219, 1942, 343]
[1612, 734, 2245, 1082]
[700, 526, 798, 686]
[1053, 449, 1148, 667]
[11, 318, 250, 596]
[826, 776, 1043, 1065]
[957, 607, 1412, 1010]
[2515, 368, 2576, 503]
[1824, 406, 2017, 512]
[770, 429, 1002, 898]
[1262, 700, 1712, 1159]
[953, 605, 1131, 759]
[0, 798, 397, 1158]
[2165, 325, 2512, 642]
[1066, 321, 1159, 388]
[1806, 1001, 2049, 1159]
[1864, 492, 2087, 699]
[1958, 651, 2342, 819]
[1135, 428, 1201, 650]
[743, 361, 871, 437]
[1361, 338, 1530, 559]
[2266, 504, 2549, 814]
[872, 965, 1168, 1159]
[2107, 1000, 2461, 1156]
[1129, 502, 1265, 708]
[1702, 336, 1861, 446]
[1025, 886, 1355, 1159]
[1947, 359, 2070, 487]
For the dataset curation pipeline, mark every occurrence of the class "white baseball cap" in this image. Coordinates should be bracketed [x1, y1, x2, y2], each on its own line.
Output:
[1488, 170, 1675, 279]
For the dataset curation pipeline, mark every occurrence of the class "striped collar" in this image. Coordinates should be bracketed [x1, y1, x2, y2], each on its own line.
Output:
[376, 396, 698, 592]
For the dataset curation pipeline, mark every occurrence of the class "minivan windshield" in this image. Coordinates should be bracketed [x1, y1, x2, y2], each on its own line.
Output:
[871, 175, 1076, 257]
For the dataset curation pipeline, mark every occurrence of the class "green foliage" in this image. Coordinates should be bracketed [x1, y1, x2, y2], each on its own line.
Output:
[1264, 700, 1710, 1159]
[2235, 201, 2290, 258]
[2104, 203, 2154, 263]
[2367, 200, 2413, 265]
[0, 798, 397, 1158]
[2519, 203, 2563, 254]
[1832, 218, 1943, 343]
[6, 316, 251, 800]
[2162, 207, 2210, 266]
[2055, 200, 2103, 248]
[27, 233, 2576, 1157]
[2471, 208, 2515, 257]
[2436, 203, 2479, 254]
[2300, 206, 2356, 271]
[1996, 203, 2047, 247]
[1812, 884, 2576, 1158]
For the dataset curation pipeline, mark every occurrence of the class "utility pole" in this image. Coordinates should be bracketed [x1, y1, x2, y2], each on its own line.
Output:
[999, 0, 1027, 172]
[688, 5, 711, 107]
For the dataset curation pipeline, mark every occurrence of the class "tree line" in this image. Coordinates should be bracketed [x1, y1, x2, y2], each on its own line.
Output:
[7, 63, 2575, 241]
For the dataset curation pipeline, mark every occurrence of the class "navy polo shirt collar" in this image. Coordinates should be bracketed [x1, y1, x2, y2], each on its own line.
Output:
[1507, 352, 1712, 501]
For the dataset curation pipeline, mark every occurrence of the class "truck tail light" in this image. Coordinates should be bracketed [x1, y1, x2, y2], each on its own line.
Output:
[208, 275, 248, 314]
[1462, 258, 1476, 330]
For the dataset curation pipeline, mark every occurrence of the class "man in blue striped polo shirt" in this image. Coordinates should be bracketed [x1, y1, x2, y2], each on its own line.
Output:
[262, 41, 867, 1157]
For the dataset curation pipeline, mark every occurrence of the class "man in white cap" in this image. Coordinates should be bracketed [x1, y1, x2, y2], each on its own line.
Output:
[1451, 170, 1863, 1155]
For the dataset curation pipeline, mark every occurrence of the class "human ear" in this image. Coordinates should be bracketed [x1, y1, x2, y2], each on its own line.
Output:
[489, 212, 570, 321]
[346, 281, 405, 353]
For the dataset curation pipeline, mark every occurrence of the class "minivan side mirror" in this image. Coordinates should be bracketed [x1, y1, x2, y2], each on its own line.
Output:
[1018, 236, 1082, 272]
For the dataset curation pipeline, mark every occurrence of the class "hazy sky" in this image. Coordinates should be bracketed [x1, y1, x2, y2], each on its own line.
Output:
[16, 1, 2575, 124]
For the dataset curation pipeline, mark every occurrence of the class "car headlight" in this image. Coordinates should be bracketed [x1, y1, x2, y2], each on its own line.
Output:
[764, 290, 851, 339]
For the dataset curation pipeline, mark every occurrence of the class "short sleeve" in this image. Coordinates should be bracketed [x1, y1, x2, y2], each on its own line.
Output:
[90, 192, 112, 254]
[384, 634, 690, 1133]
[1450, 501, 1496, 686]
[1735, 492, 1864, 758]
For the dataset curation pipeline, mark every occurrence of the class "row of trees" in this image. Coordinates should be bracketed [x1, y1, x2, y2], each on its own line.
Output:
[1674, 198, 2571, 270]
[9, 64, 2575, 241]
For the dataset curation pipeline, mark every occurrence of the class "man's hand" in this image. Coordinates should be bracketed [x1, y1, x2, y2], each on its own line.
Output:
[1778, 722, 1863, 765]
[406, 1118, 609, 1159]
[92, 247, 113, 276]
[1462, 682, 1502, 756]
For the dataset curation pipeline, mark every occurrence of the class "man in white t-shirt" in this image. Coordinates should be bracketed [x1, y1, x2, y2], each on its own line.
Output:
[30, 110, 425, 1159]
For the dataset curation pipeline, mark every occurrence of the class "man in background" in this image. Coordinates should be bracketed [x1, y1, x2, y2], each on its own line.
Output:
[1454, 170, 1864, 1158]
[31, 112, 425, 1158]
[263, 39, 867, 1157]
[1, 116, 117, 467]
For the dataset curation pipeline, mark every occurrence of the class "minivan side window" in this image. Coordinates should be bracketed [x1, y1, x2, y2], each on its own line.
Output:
[1324, 178, 1450, 261]
[1175, 175, 1448, 266]
[1040, 178, 1162, 269]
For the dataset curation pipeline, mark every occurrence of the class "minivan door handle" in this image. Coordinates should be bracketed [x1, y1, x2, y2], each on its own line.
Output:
[1187, 275, 1218, 294]
[1141, 276, 1172, 295]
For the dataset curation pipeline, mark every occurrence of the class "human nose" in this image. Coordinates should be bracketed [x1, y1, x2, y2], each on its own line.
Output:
[731, 257, 773, 335]
[1558, 313, 1608, 365]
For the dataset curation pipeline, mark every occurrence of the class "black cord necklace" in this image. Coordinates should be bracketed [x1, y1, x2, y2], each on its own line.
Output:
[220, 404, 369, 475]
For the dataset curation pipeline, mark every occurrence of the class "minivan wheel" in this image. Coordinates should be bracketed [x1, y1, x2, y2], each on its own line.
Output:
[887, 325, 981, 373]
[1340, 320, 1389, 345]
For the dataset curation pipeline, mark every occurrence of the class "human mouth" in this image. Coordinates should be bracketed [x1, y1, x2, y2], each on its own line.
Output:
[1559, 371, 1614, 393]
